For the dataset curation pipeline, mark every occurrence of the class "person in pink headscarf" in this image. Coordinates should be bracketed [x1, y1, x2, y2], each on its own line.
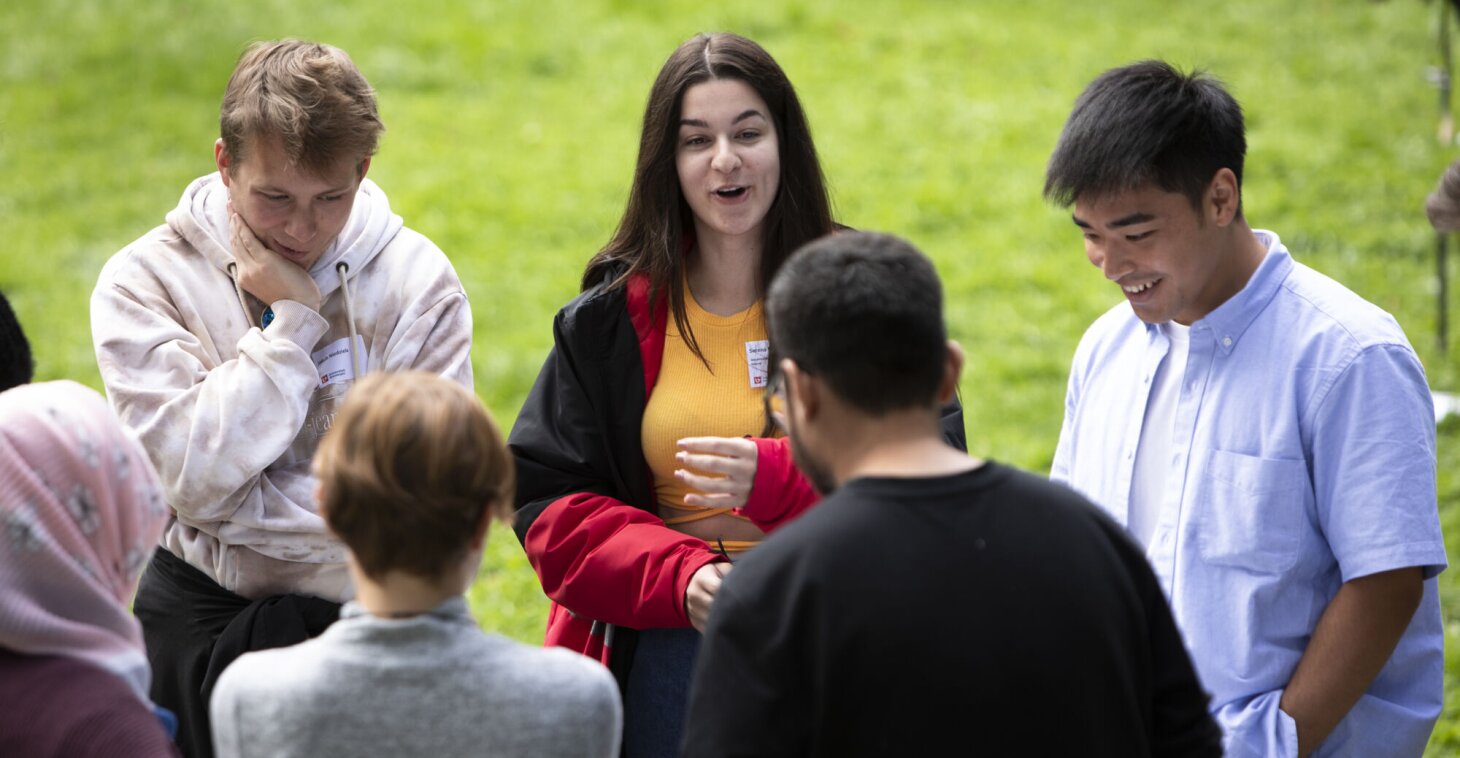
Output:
[0, 380, 179, 757]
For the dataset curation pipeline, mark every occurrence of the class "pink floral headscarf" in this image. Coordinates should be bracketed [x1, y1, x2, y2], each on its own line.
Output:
[0, 380, 169, 702]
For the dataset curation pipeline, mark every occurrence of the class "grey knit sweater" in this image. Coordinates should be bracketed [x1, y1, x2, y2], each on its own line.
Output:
[210, 596, 621, 758]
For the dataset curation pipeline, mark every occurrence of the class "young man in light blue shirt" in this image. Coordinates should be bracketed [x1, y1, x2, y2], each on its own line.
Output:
[1045, 60, 1446, 757]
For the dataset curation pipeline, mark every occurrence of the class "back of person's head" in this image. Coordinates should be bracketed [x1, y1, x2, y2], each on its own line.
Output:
[0, 380, 168, 697]
[583, 31, 835, 294]
[219, 39, 384, 177]
[0, 290, 34, 391]
[767, 232, 947, 415]
[313, 371, 513, 583]
[1044, 60, 1246, 212]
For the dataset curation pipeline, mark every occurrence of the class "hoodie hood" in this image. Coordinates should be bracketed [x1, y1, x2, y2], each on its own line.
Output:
[167, 172, 404, 298]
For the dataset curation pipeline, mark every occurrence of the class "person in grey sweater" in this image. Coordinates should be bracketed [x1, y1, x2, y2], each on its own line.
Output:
[209, 371, 621, 758]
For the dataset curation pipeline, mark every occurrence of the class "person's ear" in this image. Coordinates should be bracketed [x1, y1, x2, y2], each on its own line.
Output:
[215, 139, 233, 186]
[937, 340, 964, 405]
[782, 358, 818, 424]
[1206, 168, 1240, 227]
[357, 156, 372, 181]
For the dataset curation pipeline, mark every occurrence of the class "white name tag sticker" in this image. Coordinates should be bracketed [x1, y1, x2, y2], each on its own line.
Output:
[312, 336, 365, 389]
[746, 339, 769, 389]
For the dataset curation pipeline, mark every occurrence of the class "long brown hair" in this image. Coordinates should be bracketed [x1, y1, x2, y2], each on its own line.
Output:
[582, 32, 836, 362]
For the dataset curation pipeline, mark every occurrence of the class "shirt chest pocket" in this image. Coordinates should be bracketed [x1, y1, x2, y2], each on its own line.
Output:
[1195, 449, 1313, 574]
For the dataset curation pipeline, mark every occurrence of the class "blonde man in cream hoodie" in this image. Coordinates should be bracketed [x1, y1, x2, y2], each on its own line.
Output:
[90, 40, 472, 758]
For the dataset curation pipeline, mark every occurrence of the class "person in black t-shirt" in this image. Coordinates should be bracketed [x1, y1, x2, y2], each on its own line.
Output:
[680, 231, 1222, 758]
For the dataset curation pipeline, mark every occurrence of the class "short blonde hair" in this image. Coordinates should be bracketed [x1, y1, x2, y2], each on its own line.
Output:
[220, 39, 384, 176]
[313, 372, 513, 582]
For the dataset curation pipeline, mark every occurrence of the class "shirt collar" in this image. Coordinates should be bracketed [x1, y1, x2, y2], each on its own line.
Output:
[1148, 229, 1292, 356]
[340, 594, 471, 622]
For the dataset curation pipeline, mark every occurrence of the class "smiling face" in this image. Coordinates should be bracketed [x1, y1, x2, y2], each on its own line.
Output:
[675, 78, 781, 249]
[1072, 175, 1252, 326]
[216, 135, 369, 270]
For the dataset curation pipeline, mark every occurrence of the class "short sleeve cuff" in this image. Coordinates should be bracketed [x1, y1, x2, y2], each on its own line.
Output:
[1339, 540, 1448, 583]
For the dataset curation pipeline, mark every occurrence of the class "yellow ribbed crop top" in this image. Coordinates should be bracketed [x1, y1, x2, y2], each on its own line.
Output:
[641, 286, 770, 538]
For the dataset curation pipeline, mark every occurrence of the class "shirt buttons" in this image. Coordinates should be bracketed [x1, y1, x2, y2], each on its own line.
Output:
[1221, 336, 1233, 348]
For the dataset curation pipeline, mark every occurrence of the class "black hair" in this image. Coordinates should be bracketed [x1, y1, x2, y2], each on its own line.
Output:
[1044, 60, 1246, 213]
[766, 232, 946, 415]
[0, 290, 34, 392]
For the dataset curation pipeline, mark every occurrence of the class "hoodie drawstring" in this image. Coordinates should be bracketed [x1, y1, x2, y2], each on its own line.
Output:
[336, 261, 364, 381]
[225, 262, 261, 329]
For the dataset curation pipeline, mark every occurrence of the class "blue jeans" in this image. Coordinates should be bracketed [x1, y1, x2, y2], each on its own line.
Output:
[623, 627, 701, 758]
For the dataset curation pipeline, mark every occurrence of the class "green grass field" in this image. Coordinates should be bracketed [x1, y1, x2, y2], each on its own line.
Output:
[4, 0, 1460, 752]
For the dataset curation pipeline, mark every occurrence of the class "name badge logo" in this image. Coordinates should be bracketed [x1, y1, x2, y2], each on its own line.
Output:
[312, 336, 365, 389]
[746, 339, 769, 389]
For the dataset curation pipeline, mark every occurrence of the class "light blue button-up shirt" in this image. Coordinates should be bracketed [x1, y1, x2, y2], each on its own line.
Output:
[1052, 231, 1446, 757]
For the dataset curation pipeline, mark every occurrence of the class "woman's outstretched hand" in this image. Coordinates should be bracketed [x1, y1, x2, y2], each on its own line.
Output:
[675, 436, 758, 510]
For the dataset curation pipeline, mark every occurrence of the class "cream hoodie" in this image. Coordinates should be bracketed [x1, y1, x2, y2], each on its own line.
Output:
[92, 173, 473, 601]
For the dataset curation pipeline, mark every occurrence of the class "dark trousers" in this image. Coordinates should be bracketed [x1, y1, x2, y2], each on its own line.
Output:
[623, 627, 701, 758]
[133, 548, 341, 758]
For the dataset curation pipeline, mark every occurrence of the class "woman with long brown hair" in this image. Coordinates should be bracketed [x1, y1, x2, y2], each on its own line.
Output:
[509, 32, 963, 755]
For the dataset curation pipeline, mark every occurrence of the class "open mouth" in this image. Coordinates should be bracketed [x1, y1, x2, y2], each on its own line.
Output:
[1122, 278, 1160, 296]
[714, 186, 748, 199]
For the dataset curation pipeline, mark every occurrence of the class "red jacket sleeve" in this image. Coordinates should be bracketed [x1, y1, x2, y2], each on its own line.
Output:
[738, 437, 821, 533]
[525, 492, 724, 629]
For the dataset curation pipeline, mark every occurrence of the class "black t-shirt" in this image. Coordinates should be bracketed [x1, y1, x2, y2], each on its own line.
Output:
[682, 462, 1221, 758]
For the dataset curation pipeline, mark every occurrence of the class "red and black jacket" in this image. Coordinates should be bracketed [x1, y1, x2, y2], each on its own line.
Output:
[509, 267, 967, 686]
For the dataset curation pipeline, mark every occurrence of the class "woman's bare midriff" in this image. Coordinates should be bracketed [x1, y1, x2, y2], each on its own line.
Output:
[660, 508, 768, 545]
